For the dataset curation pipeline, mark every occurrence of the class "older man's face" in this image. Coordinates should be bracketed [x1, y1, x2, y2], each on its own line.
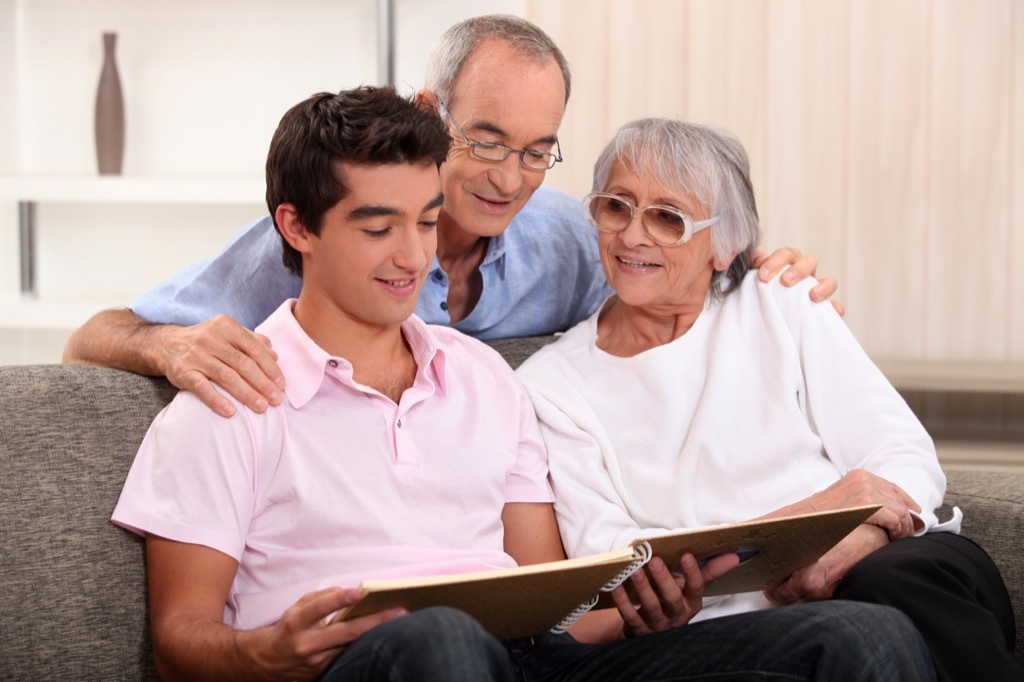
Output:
[437, 38, 566, 241]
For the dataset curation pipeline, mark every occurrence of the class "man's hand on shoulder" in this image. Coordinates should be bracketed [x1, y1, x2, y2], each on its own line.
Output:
[63, 308, 286, 417]
[147, 314, 286, 417]
[751, 247, 845, 317]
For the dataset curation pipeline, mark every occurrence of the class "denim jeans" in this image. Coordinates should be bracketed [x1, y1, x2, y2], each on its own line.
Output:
[319, 600, 934, 681]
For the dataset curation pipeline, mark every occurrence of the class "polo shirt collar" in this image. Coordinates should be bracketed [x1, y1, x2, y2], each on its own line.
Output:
[256, 300, 448, 409]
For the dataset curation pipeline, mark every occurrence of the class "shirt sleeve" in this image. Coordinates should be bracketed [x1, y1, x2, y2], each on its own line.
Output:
[130, 216, 301, 329]
[764, 277, 947, 531]
[503, 381, 557, 505]
[519, 358, 657, 558]
[110, 390, 265, 559]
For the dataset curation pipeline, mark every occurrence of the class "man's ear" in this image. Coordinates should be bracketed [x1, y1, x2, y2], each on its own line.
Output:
[275, 204, 313, 255]
[416, 89, 439, 112]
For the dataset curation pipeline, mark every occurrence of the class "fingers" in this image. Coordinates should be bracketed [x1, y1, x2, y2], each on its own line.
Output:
[809, 276, 839, 303]
[161, 316, 286, 417]
[755, 246, 806, 282]
[615, 556, 707, 638]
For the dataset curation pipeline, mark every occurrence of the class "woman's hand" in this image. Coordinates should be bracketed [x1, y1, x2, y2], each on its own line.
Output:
[611, 552, 739, 638]
[772, 469, 921, 541]
[765, 524, 887, 605]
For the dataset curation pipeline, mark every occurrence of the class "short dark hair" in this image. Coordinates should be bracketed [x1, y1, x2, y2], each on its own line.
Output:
[265, 86, 451, 276]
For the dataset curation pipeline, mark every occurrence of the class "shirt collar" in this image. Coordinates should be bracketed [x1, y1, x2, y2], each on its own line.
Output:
[256, 301, 448, 409]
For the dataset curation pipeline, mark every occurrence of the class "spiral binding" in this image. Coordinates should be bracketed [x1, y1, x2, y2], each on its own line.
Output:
[550, 541, 654, 633]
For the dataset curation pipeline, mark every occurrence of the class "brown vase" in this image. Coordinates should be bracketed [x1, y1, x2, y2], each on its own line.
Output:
[95, 32, 125, 175]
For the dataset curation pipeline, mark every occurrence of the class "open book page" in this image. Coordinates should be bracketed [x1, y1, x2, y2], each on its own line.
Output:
[331, 545, 648, 640]
[596, 504, 880, 607]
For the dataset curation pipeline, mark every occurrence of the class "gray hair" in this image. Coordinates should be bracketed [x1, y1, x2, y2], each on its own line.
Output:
[592, 118, 762, 298]
[424, 14, 571, 107]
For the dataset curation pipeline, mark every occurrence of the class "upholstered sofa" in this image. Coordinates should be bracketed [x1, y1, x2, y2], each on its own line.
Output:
[1, 337, 1021, 679]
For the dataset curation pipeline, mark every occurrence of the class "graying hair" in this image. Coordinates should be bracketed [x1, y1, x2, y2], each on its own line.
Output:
[592, 118, 762, 299]
[424, 14, 571, 107]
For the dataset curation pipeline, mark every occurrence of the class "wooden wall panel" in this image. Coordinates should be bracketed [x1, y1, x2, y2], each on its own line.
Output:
[1012, 1, 1024, 361]
[761, 0, 848, 294]
[926, 0, 1011, 360]
[845, 0, 929, 357]
[526, 0, 1020, 366]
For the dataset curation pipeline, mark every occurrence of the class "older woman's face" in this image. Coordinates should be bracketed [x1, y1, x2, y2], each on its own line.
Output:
[598, 160, 717, 312]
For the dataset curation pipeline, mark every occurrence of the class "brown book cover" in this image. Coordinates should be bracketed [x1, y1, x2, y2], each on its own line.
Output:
[332, 505, 878, 639]
[331, 547, 645, 639]
[596, 504, 880, 608]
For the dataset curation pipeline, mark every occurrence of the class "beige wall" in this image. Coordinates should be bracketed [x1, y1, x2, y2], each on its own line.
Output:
[525, 0, 1023, 364]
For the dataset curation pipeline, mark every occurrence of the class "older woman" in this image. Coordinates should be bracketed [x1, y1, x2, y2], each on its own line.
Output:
[517, 118, 1021, 682]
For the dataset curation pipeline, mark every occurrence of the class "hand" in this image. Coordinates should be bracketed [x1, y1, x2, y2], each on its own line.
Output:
[787, 469, 921, 540]
[152, 314, 286, 417]
[765, 524, 887, 605]
[611, 552, 739, 638]
[751, 247, 845, 316]
[239, 587, 406, 679]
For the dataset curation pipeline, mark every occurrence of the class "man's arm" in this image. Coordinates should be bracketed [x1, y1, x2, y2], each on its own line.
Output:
[63, 308, 285, 417]
[752, 247, 845, 316]
[146, 536, 404, 682]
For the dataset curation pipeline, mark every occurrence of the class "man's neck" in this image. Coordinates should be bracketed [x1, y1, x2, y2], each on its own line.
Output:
[436, 215, 488, 324]
[292, 296, 417, 403]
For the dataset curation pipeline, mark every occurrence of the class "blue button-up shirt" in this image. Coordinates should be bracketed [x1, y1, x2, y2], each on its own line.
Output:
[131, 185, 611, 340]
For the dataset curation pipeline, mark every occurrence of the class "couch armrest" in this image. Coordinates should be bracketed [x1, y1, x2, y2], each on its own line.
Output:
[944, 469, 1024, 654]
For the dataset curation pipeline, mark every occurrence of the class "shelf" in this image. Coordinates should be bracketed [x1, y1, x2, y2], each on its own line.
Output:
[0, 175, 266, 205]
[874, 358, 1024, 394]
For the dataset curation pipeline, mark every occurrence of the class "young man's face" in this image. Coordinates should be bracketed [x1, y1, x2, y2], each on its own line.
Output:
[437, 38, 567, 240]
[300, 161, 444, 330]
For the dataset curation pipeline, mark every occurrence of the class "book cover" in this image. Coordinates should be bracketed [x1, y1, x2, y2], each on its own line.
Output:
[332, 505, 878, 638]
[330, 546, 648, 639]
[596, 504, 880, 608]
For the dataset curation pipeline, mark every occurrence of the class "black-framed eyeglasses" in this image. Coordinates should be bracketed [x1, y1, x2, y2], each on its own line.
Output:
[437, 99, 563, 171]
[582, 192, 722, 247]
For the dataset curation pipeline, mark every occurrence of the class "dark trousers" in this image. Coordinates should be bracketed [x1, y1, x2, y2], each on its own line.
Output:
[834, 532, 1024, 682]
[320, 600, 934, 681]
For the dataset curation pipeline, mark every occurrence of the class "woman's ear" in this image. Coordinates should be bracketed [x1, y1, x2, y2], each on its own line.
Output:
[713, 253, 737, 272]
[274, 204, 312, 255]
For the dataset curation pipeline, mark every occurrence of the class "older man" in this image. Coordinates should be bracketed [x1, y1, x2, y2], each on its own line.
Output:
[63, 15, 836, 418]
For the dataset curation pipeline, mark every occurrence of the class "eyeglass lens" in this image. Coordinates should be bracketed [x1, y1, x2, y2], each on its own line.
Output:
[588, 195, 688, 244]
[472, 142, 555, 170]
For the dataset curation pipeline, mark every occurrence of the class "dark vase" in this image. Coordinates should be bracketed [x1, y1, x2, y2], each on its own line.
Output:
[95, 32, 125, 175]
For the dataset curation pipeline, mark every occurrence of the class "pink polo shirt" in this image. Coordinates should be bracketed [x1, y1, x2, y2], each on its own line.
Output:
[112, 300, 554, 629]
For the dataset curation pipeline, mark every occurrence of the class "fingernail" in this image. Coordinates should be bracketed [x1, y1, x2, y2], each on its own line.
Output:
[269, 391, 284, 405]
[759, 267, 770, 279]
[275, 376, 286, 388]
[782, 270, 794, 283]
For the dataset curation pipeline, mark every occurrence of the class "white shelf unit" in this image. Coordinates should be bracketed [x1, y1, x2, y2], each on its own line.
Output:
[0, 175, 268, 331]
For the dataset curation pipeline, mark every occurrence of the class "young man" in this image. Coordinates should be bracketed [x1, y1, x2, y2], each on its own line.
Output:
[110, 87, 932, 681]
[64, 15, 838, 419]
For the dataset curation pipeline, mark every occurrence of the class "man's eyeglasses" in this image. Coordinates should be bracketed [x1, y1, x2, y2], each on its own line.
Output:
[437, 99, 563, 171]
[582, 192, 722, 247]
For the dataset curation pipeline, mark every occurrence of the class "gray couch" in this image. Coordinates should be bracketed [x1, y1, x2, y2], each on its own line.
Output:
[1, 339, 1022, 679]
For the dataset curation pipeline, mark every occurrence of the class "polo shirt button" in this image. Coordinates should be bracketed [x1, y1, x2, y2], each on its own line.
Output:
[440, 301, 448, 311]
[328, 359, 338, 368]
[397, 419, 402, 428]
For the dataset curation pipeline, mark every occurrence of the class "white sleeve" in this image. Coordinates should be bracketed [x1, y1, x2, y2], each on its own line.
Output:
[766, 278, 947, 531]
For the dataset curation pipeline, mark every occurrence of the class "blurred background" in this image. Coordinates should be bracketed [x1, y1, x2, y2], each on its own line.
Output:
[0, 0, 1020, 468]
